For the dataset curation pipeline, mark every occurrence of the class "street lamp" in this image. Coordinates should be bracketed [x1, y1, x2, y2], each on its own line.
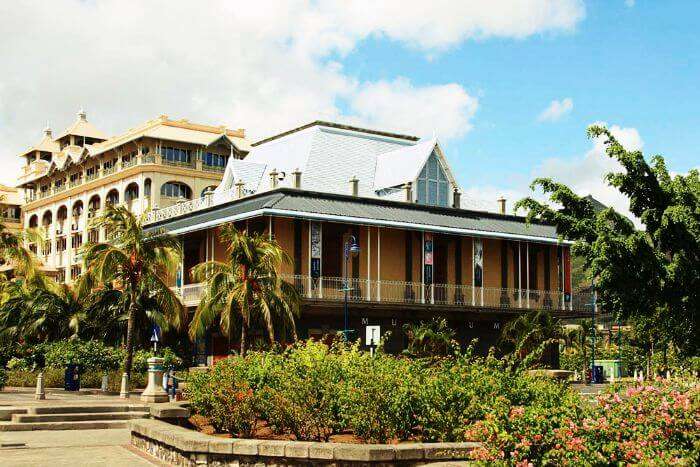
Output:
[343, 235, 360, 341]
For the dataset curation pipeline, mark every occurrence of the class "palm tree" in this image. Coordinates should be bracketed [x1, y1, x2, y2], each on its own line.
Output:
[82, 205, 185, 379]
[501, 309, 563, 366]
[189, 224, 299, 356]
[563, 319, 593, 380]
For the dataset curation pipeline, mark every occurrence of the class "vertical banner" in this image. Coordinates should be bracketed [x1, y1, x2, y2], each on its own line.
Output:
[563, 246, 572, 304]
[424, 232, 433, 284]
[473, 238, 483, 306]
[423, 233, 433, 304]
[310, 222, 322, 294]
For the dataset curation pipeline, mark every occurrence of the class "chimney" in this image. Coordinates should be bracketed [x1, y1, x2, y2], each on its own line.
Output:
[235, 180, 245, 199]
[452, 189, 461, 208]
[291, 168, 302, 189]
[78, 108, 87, 122]
[349, 176, 359, 196]
[497, 196, 507, 215]
[43, 125, 52, 138]
[403, 182, 412, 202]
[269, 168, 279, 189]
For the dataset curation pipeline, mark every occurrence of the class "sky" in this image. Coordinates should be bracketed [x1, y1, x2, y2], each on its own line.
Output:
[1, 0, 698, 217]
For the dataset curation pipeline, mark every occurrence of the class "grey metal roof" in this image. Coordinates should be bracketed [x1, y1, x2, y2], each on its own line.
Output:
[146, 188, 562, 243]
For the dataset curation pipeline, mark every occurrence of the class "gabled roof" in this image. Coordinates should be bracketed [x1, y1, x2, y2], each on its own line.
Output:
[218, 122, 416, 197]
[18, 128, 60, 158]
[88, 115, 250, 157]
[54, 110, 108, 141]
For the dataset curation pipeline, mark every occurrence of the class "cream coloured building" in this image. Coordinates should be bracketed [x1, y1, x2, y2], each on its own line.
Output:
[17, 110, 250, 283]
[0, 184, 23, 236]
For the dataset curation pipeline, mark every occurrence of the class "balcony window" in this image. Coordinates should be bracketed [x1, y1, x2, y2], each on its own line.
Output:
[160, 147, 191, 165]
[203, 152, 227, 167]
[160, 182, 192, 199]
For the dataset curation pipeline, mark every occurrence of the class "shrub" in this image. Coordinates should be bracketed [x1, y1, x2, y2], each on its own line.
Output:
[467, 377, 700, 465]
[0, 368, 6, 390]
[132, 347, 184, 373]
[42, 340, 123, 372]
[5, 368, 64, 388]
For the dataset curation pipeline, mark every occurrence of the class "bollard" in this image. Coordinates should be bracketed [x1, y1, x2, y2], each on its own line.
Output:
[666, 370, 671, 380]
[101, 373, 109, 392]
[609, 370, 615, 384]
[119, 372, 130, 399]
[140, 357, 169, 403]
[35, 371, 45, 400]
[639, 370, 644, 382]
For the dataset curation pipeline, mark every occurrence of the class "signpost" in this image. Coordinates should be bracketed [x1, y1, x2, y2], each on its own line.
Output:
[366, 325, 380, 357]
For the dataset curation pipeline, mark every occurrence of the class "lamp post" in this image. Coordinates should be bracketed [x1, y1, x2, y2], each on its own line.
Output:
[343, 235, 360, 341]
[590, 278, 597, 383]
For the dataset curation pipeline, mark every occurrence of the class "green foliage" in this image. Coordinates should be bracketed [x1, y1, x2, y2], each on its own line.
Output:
[189, 224, 300, 356]
[41, 339, 123, 372]
[402, 318, 457, 358]
[0, 367, 6, 389]
[468, 377, 700, 465]
[82, 204, 185, 377]
[132, 347, 184, 373]
[4, 368, 147, 390]
[515, 125, 700, 356]
[185, 340, 578, 443]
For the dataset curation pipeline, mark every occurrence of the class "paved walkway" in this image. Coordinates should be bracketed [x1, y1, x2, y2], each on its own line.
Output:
[0, 429, 155, 466]
[0, 388, 156, 466]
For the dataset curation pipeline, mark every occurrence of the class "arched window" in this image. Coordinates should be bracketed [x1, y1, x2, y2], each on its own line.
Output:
[41, 210, 53, 228]
[201, 186, 217, 197]
[416, 152, 450, 207]
[125, 183, 139, 203]
[160, 182, 192, 200]
[88, 195, 101, 213]
[106, 189, 119, 206]
[28, 214, 38, 228]
[72, 200, 84, 218]
[144, 178, 152, 197]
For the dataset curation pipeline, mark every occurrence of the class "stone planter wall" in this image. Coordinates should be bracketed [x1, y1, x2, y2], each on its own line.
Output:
[129, 419, 480, 466]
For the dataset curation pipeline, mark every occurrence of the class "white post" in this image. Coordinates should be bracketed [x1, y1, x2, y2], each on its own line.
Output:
[518, 242, 522, 308]
[140, 357, 169, 403]
[526, 243, 530, 309]
[119, 372, 129, 399]
[35, 371, 45, 400]
[101, 373, 109, 392]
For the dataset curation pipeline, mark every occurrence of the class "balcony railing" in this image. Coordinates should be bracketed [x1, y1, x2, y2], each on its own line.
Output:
[25, 153, 221, 204]
[146, 188, 238, 224]
[172, 275, 593, 314]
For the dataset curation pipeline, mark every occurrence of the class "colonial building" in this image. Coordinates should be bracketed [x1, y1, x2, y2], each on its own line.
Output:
[0, 184, 23, 235]
[17, 111, 250, 283]
[144, 121, 588, 362]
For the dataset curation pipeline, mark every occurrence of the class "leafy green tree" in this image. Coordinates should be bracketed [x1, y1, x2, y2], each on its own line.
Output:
[403, 318, 457, 358]
[500, 309, 562, 368]
[189, 224, 299, 356]
[82, 205, 185, 379]
[515, 125, 699, 355]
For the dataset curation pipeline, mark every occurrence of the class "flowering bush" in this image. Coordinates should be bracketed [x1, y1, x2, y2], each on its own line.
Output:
[467, 378, 700, 465]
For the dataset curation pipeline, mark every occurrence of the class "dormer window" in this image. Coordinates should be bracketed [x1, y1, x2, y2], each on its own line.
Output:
[416, 152, 450, 207]
[40, 151, 52, 162]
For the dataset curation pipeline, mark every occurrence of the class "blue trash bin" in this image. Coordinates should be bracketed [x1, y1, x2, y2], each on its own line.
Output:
[64, 364, 80, 391]
[592, 365, 604, 384]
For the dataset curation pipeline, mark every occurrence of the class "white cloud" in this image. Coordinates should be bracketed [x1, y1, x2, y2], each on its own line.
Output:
[347, 78, 479, 140]
[537, 98, 574, 122]
[0, 0, 586, 185]
[533, 123, 643, 222]
[625, 0, 636, 8]
[461, 124, 644, 223]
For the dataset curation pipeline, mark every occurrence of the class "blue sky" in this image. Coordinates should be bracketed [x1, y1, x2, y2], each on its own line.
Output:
[340, 1, 699, 195]
[1, 0, 697, 215]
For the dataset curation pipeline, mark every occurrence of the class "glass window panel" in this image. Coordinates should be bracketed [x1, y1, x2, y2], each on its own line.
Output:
[438, 181, 448, 207]
[417, 179, 426, 204]
[427, 154, 437, 179]
[428, 180, 438, 205]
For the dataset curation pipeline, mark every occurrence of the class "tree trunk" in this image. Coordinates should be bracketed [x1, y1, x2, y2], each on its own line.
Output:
[123, 298, 138, 379]
[265, 317, 276, 348]
[240, 321, 248, 357]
